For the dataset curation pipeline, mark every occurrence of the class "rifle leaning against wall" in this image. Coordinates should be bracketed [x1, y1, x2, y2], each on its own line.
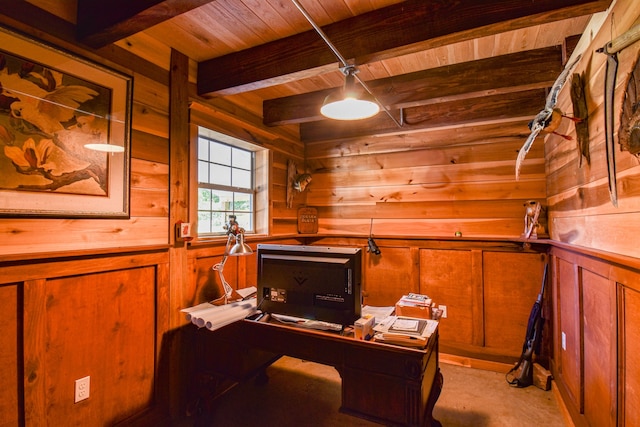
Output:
[506, 262, 548, 388]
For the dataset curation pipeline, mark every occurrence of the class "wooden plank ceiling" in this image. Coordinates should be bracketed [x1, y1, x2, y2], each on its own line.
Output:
[32, 0, 612, 143]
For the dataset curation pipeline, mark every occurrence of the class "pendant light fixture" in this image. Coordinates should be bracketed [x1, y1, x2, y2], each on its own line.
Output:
[291, 0, 401, 126]
[320, 65, 380, 120]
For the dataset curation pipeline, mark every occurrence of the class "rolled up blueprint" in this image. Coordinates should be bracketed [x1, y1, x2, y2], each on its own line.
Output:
[182, 299, 257, 331]
[204, 301, 256, 330]
[182, 302, 215, 323]
[187, 302, 244, 326]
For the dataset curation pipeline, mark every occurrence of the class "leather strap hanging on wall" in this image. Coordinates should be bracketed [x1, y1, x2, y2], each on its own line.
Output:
[598, 23, 640, 207]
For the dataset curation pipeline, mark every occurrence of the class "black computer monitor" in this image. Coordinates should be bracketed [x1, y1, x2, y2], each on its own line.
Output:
[256, 244, 362, 326]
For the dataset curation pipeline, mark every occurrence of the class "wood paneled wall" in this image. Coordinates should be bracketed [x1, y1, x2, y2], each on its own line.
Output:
[547, 0, 640, 259]
[188, 100, 306, 236]
[304, 236, 547, 363]
[0, 282, 19, 427]
[0, 250, 170, 426]
[545, 1, 640, 424]
[0, 66, 171, 256]
[0, 10, 305, 427]
[305, 120, 547, 239]
[0, 29, 304, 258]
[2, 1, 639, 426]
[0, 16, 177, 423]
[551, 245, 640, 426]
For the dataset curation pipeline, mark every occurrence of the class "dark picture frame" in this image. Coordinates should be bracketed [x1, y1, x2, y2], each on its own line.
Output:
[0, 26, 132, 218]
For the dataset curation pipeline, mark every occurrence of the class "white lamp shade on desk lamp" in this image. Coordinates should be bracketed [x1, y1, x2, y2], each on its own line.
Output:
[228, 233, 253, 256]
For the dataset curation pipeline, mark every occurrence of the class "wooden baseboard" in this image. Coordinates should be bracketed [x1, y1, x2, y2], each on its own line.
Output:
[552, 380, 576, 427]
[440, 352, 513, 373]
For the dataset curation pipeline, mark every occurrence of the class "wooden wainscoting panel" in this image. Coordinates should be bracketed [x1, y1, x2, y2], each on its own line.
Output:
[483, 251, 544, 357]
[239, 250, 259, 289]
[363, 246, 416, 306]
[0, 283, 20, 427]
[419, 248, 475, 346]
[192, 253, 225, 306]
[581, 269, 616, 426]
[556, 257, 582, 412]
[42, 267, 157, 426]
[23, 279, 47, 426]
[621, 285, 640, 427]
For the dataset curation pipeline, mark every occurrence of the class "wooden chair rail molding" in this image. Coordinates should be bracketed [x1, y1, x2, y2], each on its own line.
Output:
[0, 244, 170, 266]
[0, 250, 170, 286]
[550, 240, 640, 274]
[234, 233, 551, 249]
[233, 234, 640, 272]
[3, 235, 637, 272]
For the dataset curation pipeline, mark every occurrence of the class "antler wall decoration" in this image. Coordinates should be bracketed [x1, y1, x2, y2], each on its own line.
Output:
[286, 159, 312, 209]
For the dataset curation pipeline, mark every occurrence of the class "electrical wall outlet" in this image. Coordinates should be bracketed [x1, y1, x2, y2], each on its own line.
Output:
[438, 304, 447, 319]
[75, 376, 90, 403]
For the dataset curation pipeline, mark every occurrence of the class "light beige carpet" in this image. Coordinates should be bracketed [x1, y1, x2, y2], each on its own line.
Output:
[190, 356, 568, 426]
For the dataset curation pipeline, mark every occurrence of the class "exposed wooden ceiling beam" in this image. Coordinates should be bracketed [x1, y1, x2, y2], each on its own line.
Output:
[264, 46, 564, 126]
[299, 88, 547, 143]
[76, 0, 216, 48]
[197, 0, 610, 97]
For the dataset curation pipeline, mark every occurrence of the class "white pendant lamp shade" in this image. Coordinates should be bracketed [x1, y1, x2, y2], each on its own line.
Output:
[320, 94, 380, 120]
[320, 69, 380, 120]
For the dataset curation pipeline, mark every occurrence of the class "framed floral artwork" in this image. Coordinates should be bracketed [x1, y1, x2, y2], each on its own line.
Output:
[0, 26, 132, 218]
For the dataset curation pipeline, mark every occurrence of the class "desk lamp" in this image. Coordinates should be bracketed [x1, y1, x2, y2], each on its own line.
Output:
[212, 215, 253, 305]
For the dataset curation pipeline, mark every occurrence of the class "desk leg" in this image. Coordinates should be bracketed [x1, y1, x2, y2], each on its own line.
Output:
[424, 368, 443, 427]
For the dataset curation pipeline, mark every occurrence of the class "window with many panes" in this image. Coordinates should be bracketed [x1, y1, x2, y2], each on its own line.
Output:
[197, 127, 265, 236]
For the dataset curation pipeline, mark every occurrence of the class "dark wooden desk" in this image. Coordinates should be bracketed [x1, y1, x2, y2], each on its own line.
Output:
[200, 318, 443, 427]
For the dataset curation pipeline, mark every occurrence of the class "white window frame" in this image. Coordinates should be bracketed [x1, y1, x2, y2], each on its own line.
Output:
[193, 126, 269, 239]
